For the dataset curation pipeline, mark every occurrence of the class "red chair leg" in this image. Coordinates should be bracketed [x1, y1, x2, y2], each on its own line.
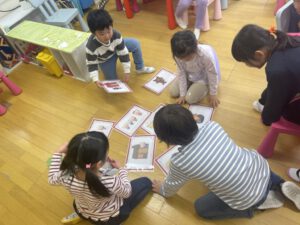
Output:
[166, 0, 176, 29]
[123, 0, 134, 18]
[116, 0, 123, 11]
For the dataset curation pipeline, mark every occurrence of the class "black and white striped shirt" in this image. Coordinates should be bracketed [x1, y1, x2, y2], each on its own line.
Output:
[86, 29, 130, 82]
[160, 121, 270, 210]
[48, 153, 132, 222]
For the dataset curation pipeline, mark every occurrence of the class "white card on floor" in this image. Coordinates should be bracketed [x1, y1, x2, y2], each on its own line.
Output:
[155, 145, 180, 175]
[88, 119, 114, 137]
[188, 105, 214, 128]
[141, 104, 165, 135]
[125, 135, 156, 171]
[114, 105, 151, 137]
[99, 80, 132, 93]
[144, 69, 176, 94]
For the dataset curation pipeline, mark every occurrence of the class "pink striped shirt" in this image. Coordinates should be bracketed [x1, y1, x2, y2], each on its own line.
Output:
[48, 153, 132, 222]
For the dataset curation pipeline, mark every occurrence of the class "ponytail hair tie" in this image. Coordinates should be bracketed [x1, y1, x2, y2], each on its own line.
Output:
[86, 163, 91, 169]
[268, 25, 277, 39]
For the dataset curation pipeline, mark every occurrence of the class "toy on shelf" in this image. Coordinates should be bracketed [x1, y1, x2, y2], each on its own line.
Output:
[0, 70, 22, 116]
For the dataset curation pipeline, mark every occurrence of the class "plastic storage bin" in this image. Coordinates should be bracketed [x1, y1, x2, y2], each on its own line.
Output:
[36, 50, 63, 77]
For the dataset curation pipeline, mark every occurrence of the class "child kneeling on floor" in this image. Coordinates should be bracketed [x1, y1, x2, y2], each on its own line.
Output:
[152, 104, 300, 219]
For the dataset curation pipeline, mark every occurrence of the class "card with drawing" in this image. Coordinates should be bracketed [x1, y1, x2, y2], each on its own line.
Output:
[99, 80, 132, 93]
[114, 105, 151, 137]
[88, 119, 114, 137]
[155, 145, 180, 175]
[125, 135, 156, 171]
[144, 69, 176, 94]
[141, 104, 165, 135]
[188, 105, 214, 128]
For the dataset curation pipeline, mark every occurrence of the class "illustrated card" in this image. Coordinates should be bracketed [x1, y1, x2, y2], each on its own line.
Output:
[144, 69, 176, 94]
[188, 105, 214, 128]
[155, 145, 181, 175]
[125, 135, 156, 171]
[99, 80, 132, 93]
[141, 104, 165, 135]
[114, 105, 151, 137]
[88, 119, 114, 137]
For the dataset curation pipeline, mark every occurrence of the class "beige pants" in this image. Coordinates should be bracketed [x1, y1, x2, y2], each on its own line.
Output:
[169, 79, 208, 104]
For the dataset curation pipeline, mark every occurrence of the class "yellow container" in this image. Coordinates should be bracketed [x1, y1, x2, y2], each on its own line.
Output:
[36, 50, 63, 77]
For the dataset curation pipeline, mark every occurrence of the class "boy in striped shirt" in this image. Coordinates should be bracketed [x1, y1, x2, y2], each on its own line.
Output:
[86, 9, 155, 86]
[152, 104, 287, 219]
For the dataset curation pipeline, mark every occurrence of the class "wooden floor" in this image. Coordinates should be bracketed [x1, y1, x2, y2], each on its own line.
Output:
[1, 0, 300, 224]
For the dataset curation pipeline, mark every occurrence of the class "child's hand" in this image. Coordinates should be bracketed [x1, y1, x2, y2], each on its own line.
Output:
[176, 96, 186, 104]
[209, 95, 220, 108]
[123, 73, 130, 83]
[95, 81, 103, 88]
[108, 157, 121, 169]
[56, 142, 68, 154]
[152, 179, 162, 193]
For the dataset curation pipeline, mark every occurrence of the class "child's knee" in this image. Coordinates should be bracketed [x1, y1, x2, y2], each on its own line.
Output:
[140, 177, 152, 189]
[194, 199, 212, 219]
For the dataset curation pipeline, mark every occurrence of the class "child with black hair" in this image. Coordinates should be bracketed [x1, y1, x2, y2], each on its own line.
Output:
[151, 104, 300, 219]
[169, 30, 220, 107]
[231, 24, 300, 125]
[48, 131, 152, 224]
[86, 9, 155, 86]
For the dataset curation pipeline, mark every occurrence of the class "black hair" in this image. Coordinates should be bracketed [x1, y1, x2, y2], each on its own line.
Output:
[87, 9, 113, 33]
[231, 24, 300, 62]
[153, 104, 198, 146]
[60, 131, 110, 197]
[171, 30, 198, 59]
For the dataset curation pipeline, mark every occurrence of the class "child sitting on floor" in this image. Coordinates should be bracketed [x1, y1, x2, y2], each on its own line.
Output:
[48, 131, 152, 224]
[86, 9, 155, 86]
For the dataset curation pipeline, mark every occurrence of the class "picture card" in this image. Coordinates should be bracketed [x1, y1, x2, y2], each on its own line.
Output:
[88, 119, 114, 137]
[125, 135, 156, 171]
[99, 80, 132, 93]
[188, 105, 214, 128]
[141, 104, 165, 135]
[144, 69, 176, 94]
[114, 105, 151, 137]
[155, 145, 181, 175]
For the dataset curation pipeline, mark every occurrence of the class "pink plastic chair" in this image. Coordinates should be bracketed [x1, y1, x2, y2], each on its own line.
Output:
[258, 117, 300, 158]
[0, 71, 22, 116]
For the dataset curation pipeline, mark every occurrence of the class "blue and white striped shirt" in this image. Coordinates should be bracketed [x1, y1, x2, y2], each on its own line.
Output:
[161, 121, 270, 210]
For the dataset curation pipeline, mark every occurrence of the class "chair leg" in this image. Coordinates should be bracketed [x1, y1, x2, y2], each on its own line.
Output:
[0, 71, 22, 96]
[213, 0, 222, 20]
[116, 0, 123, 11]
[202, 8, 210, 31]
[221, 0, 227, 10]
[0, 104, 7, 116]
[132, 0, 140, 13]
[257, 128, 280, 158]
[76, 15, 89, 32]
[123, 0, 134, 18]
[166, 0, 177, 29]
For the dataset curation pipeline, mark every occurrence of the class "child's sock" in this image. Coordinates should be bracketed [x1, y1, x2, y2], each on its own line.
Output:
[257, 190, 284, 210]
[194, 28, 200, 40]
[252, 100, 264, 113]
[136, 66, 156, 74]
[175, 15, 187, 29]
[61, 212, 82, 224]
